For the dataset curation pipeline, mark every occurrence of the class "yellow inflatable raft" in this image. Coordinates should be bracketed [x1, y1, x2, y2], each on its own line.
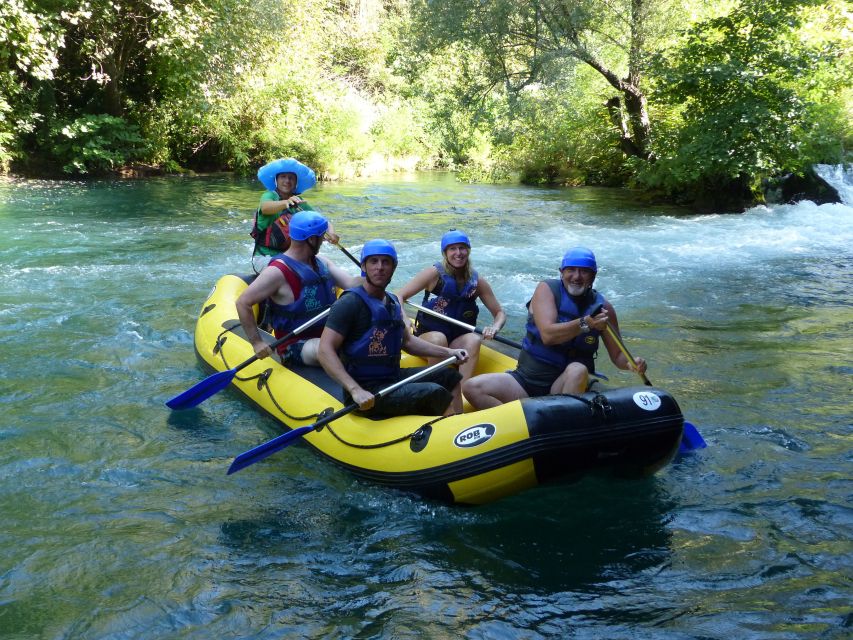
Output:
[195, 274, 685, 505]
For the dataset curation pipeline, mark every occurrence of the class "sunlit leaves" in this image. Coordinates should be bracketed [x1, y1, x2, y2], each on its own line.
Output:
[641, 0, 849, 200]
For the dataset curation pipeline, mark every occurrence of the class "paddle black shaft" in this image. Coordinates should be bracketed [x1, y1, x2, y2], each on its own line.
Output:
[405, 301, 522, 350]
[334, 242, 361, 267]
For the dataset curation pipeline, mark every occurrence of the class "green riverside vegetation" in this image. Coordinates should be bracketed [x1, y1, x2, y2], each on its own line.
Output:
[1, 0, 850, 210]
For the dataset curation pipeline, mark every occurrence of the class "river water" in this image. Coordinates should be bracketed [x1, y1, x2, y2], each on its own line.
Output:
[1, 171, 850, 638]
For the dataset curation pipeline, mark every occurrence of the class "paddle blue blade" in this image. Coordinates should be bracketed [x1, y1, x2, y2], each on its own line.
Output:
[679, 421, 707, 453]
[167, 309, 332, 411]
[227, 424, 316, 474]
[166, 368, 237, 410]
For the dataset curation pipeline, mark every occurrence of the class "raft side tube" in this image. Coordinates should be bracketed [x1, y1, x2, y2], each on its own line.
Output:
[521, 387, 683, 481]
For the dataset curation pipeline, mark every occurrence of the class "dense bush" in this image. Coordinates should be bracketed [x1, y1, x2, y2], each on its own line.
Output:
[638, 0, 851, 208]
[50, 115, 148, 174]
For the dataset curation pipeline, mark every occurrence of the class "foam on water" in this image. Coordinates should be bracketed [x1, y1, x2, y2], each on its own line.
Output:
[814, 163, 853, 205]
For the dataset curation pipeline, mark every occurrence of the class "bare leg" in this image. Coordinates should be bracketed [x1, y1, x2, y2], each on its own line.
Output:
[449, 333, 482, 383]
[550, 362, 589, 395]
[417, 331, 449, 364]
[444, 382, 464, 416]
[463, 372, 528, 410]
[300, 338, 321, 366]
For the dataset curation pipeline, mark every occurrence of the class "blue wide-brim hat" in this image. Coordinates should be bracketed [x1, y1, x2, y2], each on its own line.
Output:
[257, 158, 317, 194]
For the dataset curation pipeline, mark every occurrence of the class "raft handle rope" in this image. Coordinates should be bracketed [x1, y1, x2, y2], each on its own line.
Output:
[216, 323, 453, 449]
[322, 414, 451, 450]
[215, 327, 322, 422]
[591, 393, 614, 417]
[560, 391, 614, 417]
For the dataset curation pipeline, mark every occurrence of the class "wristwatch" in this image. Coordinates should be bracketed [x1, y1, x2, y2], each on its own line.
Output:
[578, 316, 590, 333]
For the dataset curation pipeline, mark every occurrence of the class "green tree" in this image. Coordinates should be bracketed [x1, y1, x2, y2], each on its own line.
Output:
[407, 0, 671, 162]
[0, 0, 61, 169]
[642, 0, 851, 208]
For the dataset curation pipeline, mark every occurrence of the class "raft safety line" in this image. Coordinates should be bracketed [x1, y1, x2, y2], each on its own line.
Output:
[215, 329, 322, 422]
[323, 414, 450, 450]
[215, 327, 446, 447]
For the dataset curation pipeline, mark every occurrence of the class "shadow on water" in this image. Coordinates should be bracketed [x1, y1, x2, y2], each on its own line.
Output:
[439, 477, 674, 591]
[217, 472, 674, 595]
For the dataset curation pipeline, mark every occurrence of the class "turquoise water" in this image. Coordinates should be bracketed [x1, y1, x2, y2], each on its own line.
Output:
[1, 173, 851, 638]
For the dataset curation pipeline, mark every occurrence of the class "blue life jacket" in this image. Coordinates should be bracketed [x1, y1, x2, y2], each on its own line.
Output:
[267, 254, 336, 334]
[415, 262, 479, 333]
[342, 287, 405, 383]
[521, 280, 606, 371]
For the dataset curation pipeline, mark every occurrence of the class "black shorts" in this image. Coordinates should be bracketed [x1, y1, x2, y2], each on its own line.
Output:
[507, 369, 553, 398]
[508, 367, 600, 397]
[346, 366, 462, 417]
[281, 340, 307, 365]
[414, 323, 471, 344]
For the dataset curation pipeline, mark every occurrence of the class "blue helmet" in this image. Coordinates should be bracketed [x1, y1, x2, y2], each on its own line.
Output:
[257, 158, 317, 194]
[561, 247, 597, 272]
[360, 239, 398, 265]
[441, 229, 471, 253]
[289, 211, 329, 241]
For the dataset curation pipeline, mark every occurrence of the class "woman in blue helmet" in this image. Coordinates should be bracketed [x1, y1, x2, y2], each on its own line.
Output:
[319, 239, 469, 417]
[236, 211, 360, 367]
[464, 247, 647, 409]
[396, 229, 506, 387]
[251, 158, 339, 268]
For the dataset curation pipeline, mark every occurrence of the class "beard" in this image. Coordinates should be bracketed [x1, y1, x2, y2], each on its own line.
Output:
[566, 282, 588, 297]
[306, 236, 322, 255]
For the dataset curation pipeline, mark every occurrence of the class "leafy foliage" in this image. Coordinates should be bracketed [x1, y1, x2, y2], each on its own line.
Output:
[50, 114, 148, 174]
[641, 0, 851, 203]
[0, 0, 62, 168]
[0, 0, 849, 212]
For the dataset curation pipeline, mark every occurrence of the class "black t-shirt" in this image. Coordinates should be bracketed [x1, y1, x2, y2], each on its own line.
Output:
[326, 289, 458, 414]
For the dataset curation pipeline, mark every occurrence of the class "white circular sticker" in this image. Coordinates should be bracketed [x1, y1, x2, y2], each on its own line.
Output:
[632, 391, 662, 411]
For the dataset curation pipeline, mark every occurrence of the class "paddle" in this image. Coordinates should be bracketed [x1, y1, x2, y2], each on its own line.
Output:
[166, 308, 331, 410]
[407, 300, 611, 381]
[331, 240, 361, 267]
[227, 355, 459, 474]
[603, 321, 707, 452]
[405, 301, 523, 350]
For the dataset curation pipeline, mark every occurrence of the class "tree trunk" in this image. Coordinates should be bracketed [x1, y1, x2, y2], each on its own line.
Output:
[580, 54, 653, 161]
[623, 89, 653, 161]
[567, 0, 655, 161]
[102, 58, 124, 117]
[605, 97, 642, 157]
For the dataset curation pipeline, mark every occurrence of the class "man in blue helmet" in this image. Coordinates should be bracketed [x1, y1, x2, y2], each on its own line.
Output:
[464, 247, 647, 409]
[318, 239, 470, 417]
[251, 158, 339, 268]
[237, 211, 359, 367]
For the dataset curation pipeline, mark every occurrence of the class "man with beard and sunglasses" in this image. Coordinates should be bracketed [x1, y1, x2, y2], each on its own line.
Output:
[464, 247, 647, 409]
[236, 211, 360, 367]
[318, 239, 469, 417]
